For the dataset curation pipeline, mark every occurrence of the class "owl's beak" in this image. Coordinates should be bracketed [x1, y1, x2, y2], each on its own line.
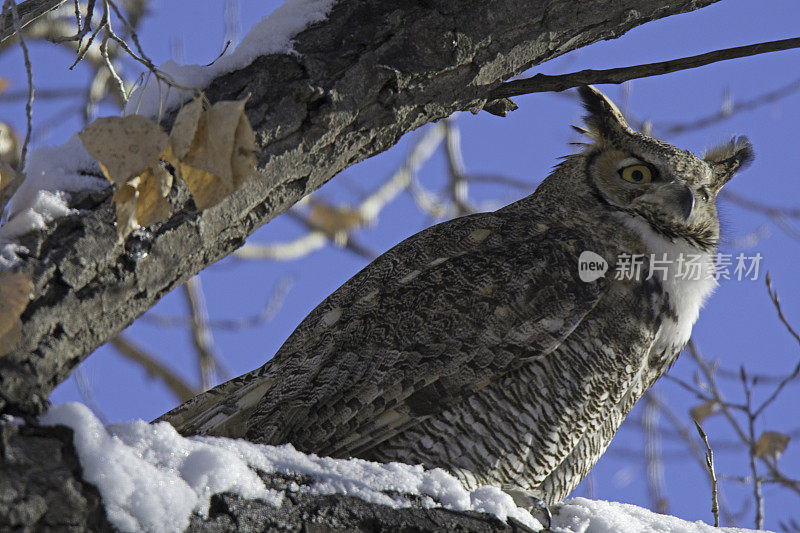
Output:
[632, 183, 695, 222]
[673, 185, 695, 221]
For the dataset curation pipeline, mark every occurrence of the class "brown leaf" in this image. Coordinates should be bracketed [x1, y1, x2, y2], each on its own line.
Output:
[169, 98, 204, 160]
[135, 167, 171, 227]
[755, 431, 790, 460]
[170, 98, 255, 210]
[79, 116, 168, 184]
[152, 162, 173, 197]
[308, 202, 366, 236]
[179, 164, 228, 211]
[113, 182, 139, 242]
[689, 400, 718, 423]
[182, 100, 244, 189]
[0, 270, 33, 356]
[1, 160, 23, 216]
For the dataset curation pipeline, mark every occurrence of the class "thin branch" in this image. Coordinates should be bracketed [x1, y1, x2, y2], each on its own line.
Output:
[741, 367, 765, 530]
[694, 420, 719, 527]
[142, 274, 294, 331]
[49, 0, 94, 45]
[490, 36, 800, 98]
[0, 86, 84, 100]
[646, 390, 738, 525]
[721, 190, 800, 220]
[442, 118, 475, 216]
[752, 273, 800, 418]
[643, 391, 669, 514]
[183, 276, 228, 390]
[109, 334, 198, 402]
[3, 0, 34, 171]
[661, 76, 800, 136]
[765, 272, 800, 347]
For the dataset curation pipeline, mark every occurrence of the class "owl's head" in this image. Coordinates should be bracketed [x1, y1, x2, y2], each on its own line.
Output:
[575, 85, 753, 251]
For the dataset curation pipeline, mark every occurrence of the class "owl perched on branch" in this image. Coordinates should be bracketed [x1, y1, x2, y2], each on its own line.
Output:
[159, 86, 752, 510]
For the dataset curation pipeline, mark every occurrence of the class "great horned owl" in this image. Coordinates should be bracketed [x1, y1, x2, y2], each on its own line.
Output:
[159, 87, 752, 507]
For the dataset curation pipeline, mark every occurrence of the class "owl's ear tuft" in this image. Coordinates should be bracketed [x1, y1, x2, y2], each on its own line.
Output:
[704, 136, 754, 192]
[577, 85, 633, 143]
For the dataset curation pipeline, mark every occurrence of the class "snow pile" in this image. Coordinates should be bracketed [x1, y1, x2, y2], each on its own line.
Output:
[553, 498, 756, 533]
[40, 403, 762, 533]
[0, 135, 106, 270]
[126, 0, 338, 117]
[41, 403, 540, 532]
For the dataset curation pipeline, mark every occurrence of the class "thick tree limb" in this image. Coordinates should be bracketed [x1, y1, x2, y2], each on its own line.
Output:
[490, 36, 800, 98]
[0, 0, 721, 417]
[0, 0, 66, 43]
[0, 421, 532, 532]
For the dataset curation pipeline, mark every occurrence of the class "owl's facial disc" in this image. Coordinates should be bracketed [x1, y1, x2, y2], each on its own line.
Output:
[590, 148, 721, 249]
[575, 85, 753, 251]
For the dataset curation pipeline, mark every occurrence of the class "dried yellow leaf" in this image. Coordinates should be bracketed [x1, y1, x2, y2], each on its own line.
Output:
[0, 270, 33, 356]
[0, 160, 23, 217]
[135, 167, 171, 227]
[755, 431, 790, 460]
[113, 182, 139, 242]
[308, 202, 366, 235]
[153, 162, 173, 197]
[0, 160, 15, 194]
[183, 102, 239, 189]
[169, 98, 256, 211]
[179, 164, 229, 211]
[689, 400, 718, 423]
[79, 116, 168, 185]
[169, 98, 204, 160]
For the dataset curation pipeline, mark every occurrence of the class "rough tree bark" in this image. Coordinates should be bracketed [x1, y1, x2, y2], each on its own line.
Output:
[0, 0, 720, 530]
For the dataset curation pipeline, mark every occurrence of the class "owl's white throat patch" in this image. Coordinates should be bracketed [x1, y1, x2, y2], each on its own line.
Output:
[619, 215, 717, 351]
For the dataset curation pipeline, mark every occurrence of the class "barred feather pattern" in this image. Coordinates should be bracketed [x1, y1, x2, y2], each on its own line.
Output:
[360, 283, 669, 504]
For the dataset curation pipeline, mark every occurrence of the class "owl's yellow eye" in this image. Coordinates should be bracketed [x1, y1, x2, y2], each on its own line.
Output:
[619, 164, 652, 184]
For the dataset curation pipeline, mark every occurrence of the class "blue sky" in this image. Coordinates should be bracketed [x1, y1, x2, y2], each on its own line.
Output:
[1, 0, 799, 529]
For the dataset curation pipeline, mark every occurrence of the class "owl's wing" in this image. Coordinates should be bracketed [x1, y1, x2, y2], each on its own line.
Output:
[158, 211, 607, 457]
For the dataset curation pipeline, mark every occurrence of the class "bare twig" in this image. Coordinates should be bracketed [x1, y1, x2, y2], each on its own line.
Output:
[643, 391, 669, 514]
[721, 191, 800, 245]
[183, 276, 228, 390]
[646, 390, 738, 526]
[109, 334, 198, 402]
[765, 272, 800, 346]
[142, 275, 294, 331]
[3, 0, 34, 171]
[49, 0, 94, 44]
[490, 36, 800, 98]
[694, 420, 720, 527]
[750, 273, 800, 420]
[741, 367, 765, 530]
[442, 118, 475, 216]
[662, 76, 800, 136]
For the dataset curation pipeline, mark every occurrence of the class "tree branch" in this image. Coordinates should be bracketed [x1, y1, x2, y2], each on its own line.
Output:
[490, 36, 800, 98]
[109, 334, 197, 402]
[0, 0, 66, 43]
